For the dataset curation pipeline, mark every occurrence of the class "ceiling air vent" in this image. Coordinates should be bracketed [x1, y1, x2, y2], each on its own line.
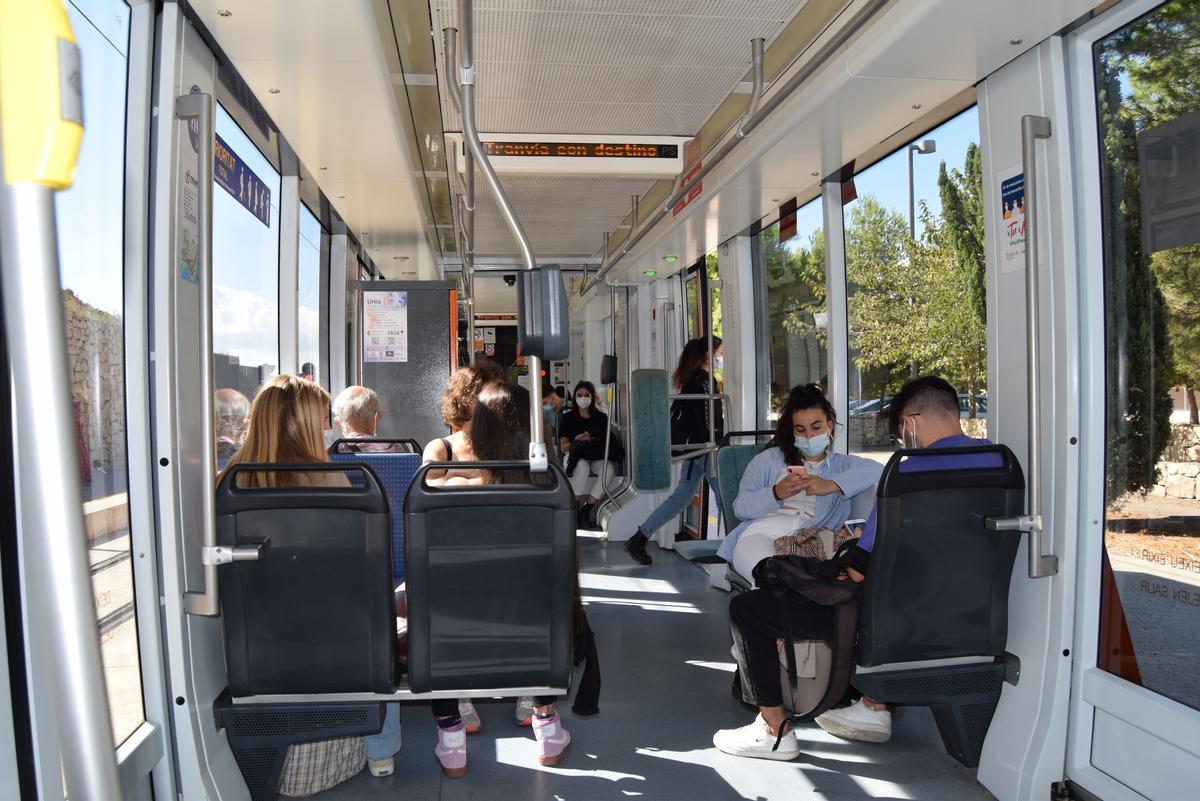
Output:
[447, 133, 691, 178]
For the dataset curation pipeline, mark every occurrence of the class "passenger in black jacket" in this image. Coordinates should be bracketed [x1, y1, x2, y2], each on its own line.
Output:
[624, 336, 724, 565]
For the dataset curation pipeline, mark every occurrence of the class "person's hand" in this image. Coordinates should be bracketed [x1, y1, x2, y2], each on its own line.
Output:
[773, 472, 807, 500]
[836, 566, 866, 583]
[794, 475, 840, 497]
[575, 432, 591, 442]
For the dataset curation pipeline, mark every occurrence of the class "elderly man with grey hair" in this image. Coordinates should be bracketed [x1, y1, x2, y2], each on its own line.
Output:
[215, 388, 250, 470]
[331, 385, 407, 453]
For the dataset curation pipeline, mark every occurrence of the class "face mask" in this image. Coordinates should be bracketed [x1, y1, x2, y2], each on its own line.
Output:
[794, 432, 830, 457]
[713, 355, 724, 370]
[902, 417, 918, 449]
[575, 396, 592, 409]
[543, 403, 554, 413]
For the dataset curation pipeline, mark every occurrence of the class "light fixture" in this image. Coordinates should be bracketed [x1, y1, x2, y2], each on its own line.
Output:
[393, 255, 409, 261]
[336, 194, 345, 199]
[811, 171, 819, 177]
[643, 270, 657, 277]
[1009, 38, 1023, 46]
[268, 88, 281, 94]
[910, 138, 937, 155]
[218, 9, 232, 17]
[663, 255, 677, 262]
[771, 197, 780, 203]
[911, 102, 922, 110]
[319, 166, 328, 171]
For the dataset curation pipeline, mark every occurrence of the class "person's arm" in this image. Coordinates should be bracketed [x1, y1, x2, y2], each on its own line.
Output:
[732, 450, 787, 521]
[422, 438, 449, 484]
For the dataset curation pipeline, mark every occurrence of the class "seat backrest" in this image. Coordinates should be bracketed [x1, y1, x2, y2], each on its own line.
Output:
[216, 463, 396, 696]
[404, 463, 576, 694]
[715, 434, 770, 533]
[328, 449, 422, 582]
[855, 444, 1024, 667]
[629, 369, 671, 490]
[329, 437, 421, 454]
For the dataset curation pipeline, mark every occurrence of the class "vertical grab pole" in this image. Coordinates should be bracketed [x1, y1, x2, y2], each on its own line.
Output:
[176, 91, 221, 613]
[1020, 114, 1058, 579]
[0, 0, 122, 795]
[455, 1, 546, 469]
[443, 27, 476, 365]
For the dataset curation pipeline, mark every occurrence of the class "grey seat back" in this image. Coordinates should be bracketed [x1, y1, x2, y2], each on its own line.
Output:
[216, 463, 396, 696]
[404, 462, 576, 693]
[856, 444, 1024, 667]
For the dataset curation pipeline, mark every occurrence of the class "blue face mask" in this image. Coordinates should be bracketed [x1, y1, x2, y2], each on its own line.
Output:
[543, 403, 554, 413]
[794, 432, 830, 457]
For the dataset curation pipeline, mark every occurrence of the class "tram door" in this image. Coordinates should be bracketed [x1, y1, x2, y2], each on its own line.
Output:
[1061, 2, 1200, 799]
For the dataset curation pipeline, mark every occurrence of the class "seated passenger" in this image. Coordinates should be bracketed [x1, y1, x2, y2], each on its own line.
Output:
[331, 385, 404, 452]
[716, 384, 881, 584]
[422, 361, 505, 484]
[218, 375, 401, 790]
[427, 381, 572, 776]
[558, 381, 621, 527]
[711, 376, 1002, 760]
[542, 382, 563, 442]
[214, 388, 249, 471]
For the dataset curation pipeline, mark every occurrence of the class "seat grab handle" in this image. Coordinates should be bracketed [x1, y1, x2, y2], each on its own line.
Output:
[985, 515, 1042, 533]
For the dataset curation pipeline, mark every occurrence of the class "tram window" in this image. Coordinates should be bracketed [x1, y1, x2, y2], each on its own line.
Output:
[213, 104, 281, 400]
[53, 0, 146, 746]
[843, 107, 986, 464]
[1095, 4, 1200, 712]
[298, 204, 323, 386]
[755, 196, 826, 419]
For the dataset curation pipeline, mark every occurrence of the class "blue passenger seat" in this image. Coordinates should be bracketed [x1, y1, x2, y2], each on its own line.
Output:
[329, 443, 422, 583]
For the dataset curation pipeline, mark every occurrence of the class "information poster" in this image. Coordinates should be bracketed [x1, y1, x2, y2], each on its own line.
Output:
[482, 327, 496, 344]
[998, 164, 1026, 274]
[363, 291, 409, 363]
[177, 85, 202, 286]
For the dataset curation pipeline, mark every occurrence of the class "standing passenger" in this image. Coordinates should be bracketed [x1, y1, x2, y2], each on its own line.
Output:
[624, 336, 724, 565]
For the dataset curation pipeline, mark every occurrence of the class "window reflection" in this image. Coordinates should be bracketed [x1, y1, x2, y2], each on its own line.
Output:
[298, 204, 322, 387]
[54, 0, 145, 747]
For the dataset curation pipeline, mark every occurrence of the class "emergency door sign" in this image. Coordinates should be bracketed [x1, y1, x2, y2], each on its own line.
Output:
[363, 291, 408, 363]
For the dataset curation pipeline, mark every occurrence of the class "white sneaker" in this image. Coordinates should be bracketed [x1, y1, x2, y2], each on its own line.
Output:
[814, 699, 892, 743]
[712, 714, 800, 761]
[514, 696, 535, 727]
[458, 699, 481, 734]
[367, 756, 394, 777]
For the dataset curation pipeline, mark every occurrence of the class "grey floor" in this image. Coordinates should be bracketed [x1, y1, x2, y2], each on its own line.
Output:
[318, 538, 996, 801]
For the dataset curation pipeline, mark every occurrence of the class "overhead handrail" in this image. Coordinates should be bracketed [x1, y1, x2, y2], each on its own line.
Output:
[738, 37, 765, 137]
[452, 0, 547, 469]
[988, 115, 1058, 579]
[0, 0, 122, 795]
[175, 89, 223, 616]
[579, 0, 890, 295]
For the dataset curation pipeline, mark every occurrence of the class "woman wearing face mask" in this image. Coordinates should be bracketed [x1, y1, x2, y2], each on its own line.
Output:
[558, 381, 618, 526]
[715, 383, 882, 584]
[624, 336, 725, 565]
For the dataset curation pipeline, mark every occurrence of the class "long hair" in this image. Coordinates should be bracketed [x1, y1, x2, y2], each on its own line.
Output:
[218, 375, 331, 487]
[571, 380, 598, 411]
[768, 383, 837, 466]
[469, 381, 531, 484]
[672, 336, 721, 391]
[439, 360, 506, 429]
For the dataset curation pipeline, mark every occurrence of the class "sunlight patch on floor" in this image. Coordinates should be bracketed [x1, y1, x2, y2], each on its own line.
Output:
[580, 595, 700, 613]
[493, 737, 648, 783]
[578, 572, 680, 595]
[685, 659, 737, 672]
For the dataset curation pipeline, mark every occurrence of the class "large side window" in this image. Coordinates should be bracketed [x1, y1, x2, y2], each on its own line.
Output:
[298, 204, 323, 387]
[212, 104, 281, 401]
[756, 197, 826, 421]
[54, 0, 145, 746]
[843, 107, 986, 462]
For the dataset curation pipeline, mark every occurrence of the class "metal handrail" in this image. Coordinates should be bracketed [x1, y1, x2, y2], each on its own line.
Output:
[579, 0, 891, 295]
[453, 1, 546, 468]
[1019, 114, 1057, 579]
[176, 90, 221, 616]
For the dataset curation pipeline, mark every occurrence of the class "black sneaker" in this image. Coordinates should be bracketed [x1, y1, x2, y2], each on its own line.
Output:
[623, 530, 652, 565]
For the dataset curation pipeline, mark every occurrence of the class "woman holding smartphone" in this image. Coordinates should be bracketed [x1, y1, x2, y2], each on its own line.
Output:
[716, 384, 881, 584]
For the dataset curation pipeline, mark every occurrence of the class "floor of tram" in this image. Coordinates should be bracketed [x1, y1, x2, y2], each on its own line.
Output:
[322, 537, 996, 800]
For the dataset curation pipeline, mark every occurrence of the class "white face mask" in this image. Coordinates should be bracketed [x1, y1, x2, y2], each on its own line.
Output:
[713, 355, 724, 370]
[902, 417, 919, 449]
[575, 396, 592, 409]
[794, 432, 830, 457]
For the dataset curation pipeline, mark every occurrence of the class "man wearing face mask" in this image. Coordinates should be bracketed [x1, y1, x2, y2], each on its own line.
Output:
[810, 375, 1002, 745]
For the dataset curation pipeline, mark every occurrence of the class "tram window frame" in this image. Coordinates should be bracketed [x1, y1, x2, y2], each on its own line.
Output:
[297, 202, 325, 387]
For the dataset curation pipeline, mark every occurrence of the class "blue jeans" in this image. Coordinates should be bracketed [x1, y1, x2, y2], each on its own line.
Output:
[639, 455, 721, 537]
[365, 703, 401, 760]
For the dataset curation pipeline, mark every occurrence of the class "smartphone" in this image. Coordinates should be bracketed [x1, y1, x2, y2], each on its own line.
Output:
[843, 518, 867, 533]
[787, 465, 807, 476]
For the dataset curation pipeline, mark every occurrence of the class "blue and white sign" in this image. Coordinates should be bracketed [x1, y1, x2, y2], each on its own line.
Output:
[214, 133, 272, 227]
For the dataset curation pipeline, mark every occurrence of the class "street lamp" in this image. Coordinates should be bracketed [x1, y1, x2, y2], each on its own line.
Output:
[907, 138, 937, 239]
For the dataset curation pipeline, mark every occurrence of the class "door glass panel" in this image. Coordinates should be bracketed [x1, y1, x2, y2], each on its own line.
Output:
[683, 272, 699, 340]
[213, 104, 281, 401]
[1095, 2, 1200, 711]
[54, 0, 145, 746]
[843, 107, 986, 465]
[298, 205, 322, 387]
[757, 198, 827, 421]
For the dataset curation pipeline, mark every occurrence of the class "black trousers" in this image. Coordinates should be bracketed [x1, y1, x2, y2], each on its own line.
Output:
[729, 588, 834, 708]
[432, 696, 557, 717]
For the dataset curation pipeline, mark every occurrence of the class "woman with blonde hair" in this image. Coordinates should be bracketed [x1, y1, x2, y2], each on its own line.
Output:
[217, 374, 403, 789]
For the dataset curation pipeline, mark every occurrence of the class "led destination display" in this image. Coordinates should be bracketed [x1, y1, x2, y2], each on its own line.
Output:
[482, 141, 679, 159]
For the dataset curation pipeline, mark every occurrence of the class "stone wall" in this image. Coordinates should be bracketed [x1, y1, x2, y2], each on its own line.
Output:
[1151, 425, 1200, 500]
[64, 290, 126, 488]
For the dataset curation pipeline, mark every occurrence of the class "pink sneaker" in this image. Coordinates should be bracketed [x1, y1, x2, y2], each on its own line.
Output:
[435, 722, 467, 777]
[532, 713, 571, 766]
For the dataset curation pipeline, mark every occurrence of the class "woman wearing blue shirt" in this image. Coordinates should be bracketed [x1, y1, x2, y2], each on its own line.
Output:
[717, 384, 881, 583]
